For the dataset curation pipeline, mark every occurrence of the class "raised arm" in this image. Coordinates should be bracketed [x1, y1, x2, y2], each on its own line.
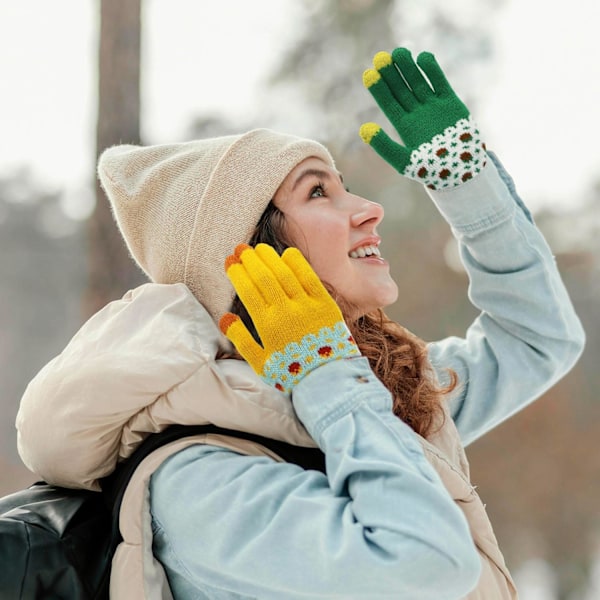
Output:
[359, 48, 585, 445]
[426, 153, 585, 445]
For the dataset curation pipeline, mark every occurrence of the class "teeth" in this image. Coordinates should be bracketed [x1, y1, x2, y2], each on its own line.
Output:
[349, 245, 381, 259]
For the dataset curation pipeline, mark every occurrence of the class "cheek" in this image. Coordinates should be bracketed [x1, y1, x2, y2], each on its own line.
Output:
[307, 254, 339, 286]
[281, 211, 349, 285]
[305, 232, 346, 282]
[285, 214, 340, 258]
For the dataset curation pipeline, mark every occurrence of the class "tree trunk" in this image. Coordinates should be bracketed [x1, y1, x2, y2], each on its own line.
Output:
[84, 0, 145, 317]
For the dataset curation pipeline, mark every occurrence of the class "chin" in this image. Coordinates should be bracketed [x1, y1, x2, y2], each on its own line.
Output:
[335, 280, 398, 320]
[374, 285, 399, 311]
[352, 295, 398, 320]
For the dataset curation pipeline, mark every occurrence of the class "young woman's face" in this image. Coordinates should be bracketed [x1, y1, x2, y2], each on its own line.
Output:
[273, 157, 398, 319]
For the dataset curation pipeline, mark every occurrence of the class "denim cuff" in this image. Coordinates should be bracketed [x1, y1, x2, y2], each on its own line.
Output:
[425, 155, 517, 236]
[291, 357, 393, 447]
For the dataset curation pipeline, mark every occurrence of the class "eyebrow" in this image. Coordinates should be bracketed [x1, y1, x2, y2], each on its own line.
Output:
[291, 168, 344, 191]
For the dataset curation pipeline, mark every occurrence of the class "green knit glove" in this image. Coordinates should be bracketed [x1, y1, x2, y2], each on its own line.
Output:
[360, 48, 487, 190]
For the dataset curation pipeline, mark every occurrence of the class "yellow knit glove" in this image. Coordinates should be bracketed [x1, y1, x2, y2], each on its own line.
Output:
[219, 243, 360, 394]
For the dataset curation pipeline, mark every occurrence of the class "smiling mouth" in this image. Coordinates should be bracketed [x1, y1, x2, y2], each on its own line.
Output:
[349, 244, 381, 259]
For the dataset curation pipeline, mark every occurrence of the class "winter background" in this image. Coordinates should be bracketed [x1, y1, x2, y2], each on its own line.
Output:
[1, 1, 599, 598]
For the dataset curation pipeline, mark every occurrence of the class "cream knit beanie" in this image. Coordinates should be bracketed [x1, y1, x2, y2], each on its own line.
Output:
[97, 128, 335, 322]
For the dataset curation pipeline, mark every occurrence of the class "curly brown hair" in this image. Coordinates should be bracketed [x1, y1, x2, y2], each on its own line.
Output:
[225, 202, 455, 438]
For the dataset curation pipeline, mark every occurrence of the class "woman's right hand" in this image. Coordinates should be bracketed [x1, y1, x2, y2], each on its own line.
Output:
[219, 243, 360, 394]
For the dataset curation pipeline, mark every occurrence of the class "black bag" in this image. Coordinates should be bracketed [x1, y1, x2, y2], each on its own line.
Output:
[0, 424, 325, 599]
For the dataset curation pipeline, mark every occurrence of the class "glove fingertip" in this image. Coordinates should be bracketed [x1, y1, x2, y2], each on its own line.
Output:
[224, 254, 241, 271]
[234, 243, 252, 258]
[359, 123, 382, 145]
[362, 68, 381, 89]
[281, 247, 316, 281]
[219, 312, 240, 335]
[219, 314, 263, 369]
[416, 50, 436, 62]
[281, 246, 307, 265]
[416, 51, 437, 70]
[391, 47, 412, 62]
[417, 51, 447, 79]
[415, 51, 453, 96]
[224, 243, 252, 271]
[373, 51, 392, 70]
[254, 243, 279, 258]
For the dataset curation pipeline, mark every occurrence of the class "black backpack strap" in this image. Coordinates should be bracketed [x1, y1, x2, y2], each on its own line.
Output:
[101, 424, 325, 559]
[103, 424, 325, 504]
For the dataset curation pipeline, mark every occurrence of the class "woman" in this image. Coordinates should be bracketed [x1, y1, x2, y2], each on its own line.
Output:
[16, 49, 584, 599]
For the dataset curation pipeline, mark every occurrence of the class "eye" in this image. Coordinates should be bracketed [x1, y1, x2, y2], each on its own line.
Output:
[309, 183, 326, 198]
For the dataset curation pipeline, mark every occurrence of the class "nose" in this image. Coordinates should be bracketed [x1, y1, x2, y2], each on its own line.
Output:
[349, 194, 384, 229]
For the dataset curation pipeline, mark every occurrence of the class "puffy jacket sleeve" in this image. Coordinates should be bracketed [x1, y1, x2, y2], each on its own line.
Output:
[426, 153, 585, 446]
[16, 283, 218, 490]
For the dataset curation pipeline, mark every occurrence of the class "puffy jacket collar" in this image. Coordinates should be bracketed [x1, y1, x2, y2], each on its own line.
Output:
[17, 283, 313, 490]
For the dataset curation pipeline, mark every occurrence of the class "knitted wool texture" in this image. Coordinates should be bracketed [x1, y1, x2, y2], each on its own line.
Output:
[359, 48, 487, 189]
[97, 129, 334, 322]
[221, 244, 360, 394]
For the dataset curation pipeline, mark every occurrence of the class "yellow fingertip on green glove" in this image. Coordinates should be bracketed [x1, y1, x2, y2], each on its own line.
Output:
[359, 123, 381, 145]
[362, 68, 381, 89]
[373, 51, 392, 70]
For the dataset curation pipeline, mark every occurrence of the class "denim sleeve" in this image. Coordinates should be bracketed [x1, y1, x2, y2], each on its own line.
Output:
[426, 153, 586, 446]
[150, 357, 481, 600]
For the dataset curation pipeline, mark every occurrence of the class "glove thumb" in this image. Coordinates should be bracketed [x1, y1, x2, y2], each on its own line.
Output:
[219, 313, 265, 371]
[360, 123, 413, 174]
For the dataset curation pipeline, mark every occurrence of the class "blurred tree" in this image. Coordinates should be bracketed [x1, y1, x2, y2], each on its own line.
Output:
[84, 0, 146, 317]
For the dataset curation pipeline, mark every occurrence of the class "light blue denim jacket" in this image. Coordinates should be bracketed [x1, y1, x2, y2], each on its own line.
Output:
[150, 155, 585, 599]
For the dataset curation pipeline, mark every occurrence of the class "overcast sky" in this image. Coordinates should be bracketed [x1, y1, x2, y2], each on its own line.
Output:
[0, 0, 599, 217]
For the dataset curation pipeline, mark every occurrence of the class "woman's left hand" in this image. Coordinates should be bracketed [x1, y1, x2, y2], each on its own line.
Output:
[360, 47, 487, 190]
